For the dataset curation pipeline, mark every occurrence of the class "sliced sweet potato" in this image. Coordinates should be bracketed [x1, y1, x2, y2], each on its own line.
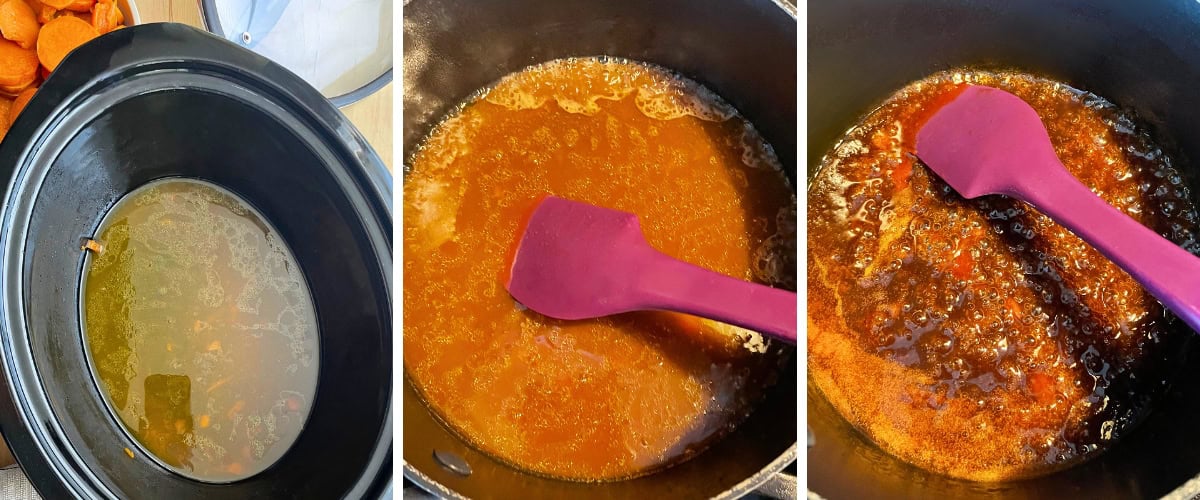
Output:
[0, 95, 12, 141]
[38, 0, 70, 9]
[25, 0, 55, 24]
[0, 78, 33, 96]
[60, 0, 89, 12]
[36, 15, 93, 71]
[8, 86, 34, 124]
[0, 0, 38, 49]
[90, 0, 119, 33]
[0, 97, 12, 127]
[0, 39, 37, 87]
[0, 4, 38, 55]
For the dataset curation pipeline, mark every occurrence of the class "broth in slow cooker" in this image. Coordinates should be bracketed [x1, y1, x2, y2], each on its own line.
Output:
[808, 70, 1199, 481]
[404, 58, 795, 480]
[83, 178, 319, 482]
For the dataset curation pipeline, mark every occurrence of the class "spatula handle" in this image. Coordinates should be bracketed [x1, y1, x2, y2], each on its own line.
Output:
[636, 250, 797, 344]
[1015, 162, 1200, 334]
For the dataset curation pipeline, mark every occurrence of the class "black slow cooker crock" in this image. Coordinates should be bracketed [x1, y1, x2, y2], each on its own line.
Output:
[0, 23, 392, 499]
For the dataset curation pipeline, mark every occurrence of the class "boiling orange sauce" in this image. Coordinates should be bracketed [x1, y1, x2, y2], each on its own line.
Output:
[403, 58, 795, 480]
[808, 71, 1199, 481]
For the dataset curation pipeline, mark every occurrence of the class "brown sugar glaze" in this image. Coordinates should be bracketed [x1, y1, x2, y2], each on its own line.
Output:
[404, 58, 795, 481]
[808, 70, 1200, 481]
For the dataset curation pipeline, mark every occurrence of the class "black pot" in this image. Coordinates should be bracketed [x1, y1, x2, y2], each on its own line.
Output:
[403, 0, 797, 498]
[0, 23, 392, 499]
[809, 1, 1200, 498]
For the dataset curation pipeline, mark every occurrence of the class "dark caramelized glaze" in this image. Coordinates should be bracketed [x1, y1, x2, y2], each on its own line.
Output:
[808, 71, 1199, 480]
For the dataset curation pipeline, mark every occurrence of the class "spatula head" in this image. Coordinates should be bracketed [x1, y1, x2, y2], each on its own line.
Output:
[915, 85, 1061, 199]
[506, 196, 653, 320]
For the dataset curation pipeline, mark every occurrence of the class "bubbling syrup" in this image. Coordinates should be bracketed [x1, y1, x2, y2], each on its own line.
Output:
[808, 70, 1199, 481]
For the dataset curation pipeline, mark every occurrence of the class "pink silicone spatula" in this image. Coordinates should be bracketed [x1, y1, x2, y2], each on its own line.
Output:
[505, 196, 797, 344]
[916, 84, 1200, 333]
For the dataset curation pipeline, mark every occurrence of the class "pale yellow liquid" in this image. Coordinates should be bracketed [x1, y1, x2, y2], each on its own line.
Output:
[83, 178, 319, 482]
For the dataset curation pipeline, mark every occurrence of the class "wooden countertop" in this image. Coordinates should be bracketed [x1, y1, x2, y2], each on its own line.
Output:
[140, 0, 394, 170]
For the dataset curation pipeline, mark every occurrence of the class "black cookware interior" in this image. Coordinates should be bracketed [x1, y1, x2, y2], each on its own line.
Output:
[403, 0, 796, 498]
[0, 24, 391, 499]
[809, 1, 1200, 498]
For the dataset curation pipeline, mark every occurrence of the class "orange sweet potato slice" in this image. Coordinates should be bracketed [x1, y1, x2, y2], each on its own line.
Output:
[0, 39, 37, 87]
[90, 0, 119, 33]
[87, 3, 103, 30]
[0, 78, 33, 96]
[38, 0, 70, 9]
[0, 97, 12, 129]
[7, 84, 34, 122]
[0, 0, 38, 49]
[0, 95, 14, 142]
[36, 15, 94, 71]
[8, 86, 34, 124]
[6, 75, 35, 94]
[60, 0, 89, 12]
[59, 8, 83, 21]
[26, 0, 55, 24]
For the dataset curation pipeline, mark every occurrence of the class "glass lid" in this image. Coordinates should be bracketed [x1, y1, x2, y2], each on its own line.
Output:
[200, 0, 393, 107]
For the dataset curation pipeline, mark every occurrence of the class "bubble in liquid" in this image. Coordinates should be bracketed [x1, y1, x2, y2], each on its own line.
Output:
[485, 58, 640, 115]
[634, 82, 735, 122]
